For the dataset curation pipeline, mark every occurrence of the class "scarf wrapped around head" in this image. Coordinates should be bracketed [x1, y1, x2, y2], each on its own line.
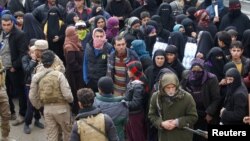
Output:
[64, 26, 82, 54]
[194, 9, 210, 27]
[92, 28, 107, 50]
[228, 0, 241, 18]
[106, 17, 119, 40]
[229, 0, 241, 11]
[189, 58, 205, 87]
[127, 61, 149, 93]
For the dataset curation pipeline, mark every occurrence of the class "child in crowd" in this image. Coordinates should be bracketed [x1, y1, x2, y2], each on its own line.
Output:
[21, 39, 44, 134]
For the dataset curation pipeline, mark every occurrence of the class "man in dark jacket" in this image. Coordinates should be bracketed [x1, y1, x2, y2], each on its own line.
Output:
[93, 76, 128, 141]
[70, 88, 119, 141]
[83, 28, 113, 92]
[7, 0, 34, 14]
[0, 14, 28, 125]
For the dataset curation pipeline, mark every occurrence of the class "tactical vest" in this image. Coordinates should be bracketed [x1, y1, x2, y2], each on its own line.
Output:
[38, 71, 66, 104]
[77, 113, 108, 141]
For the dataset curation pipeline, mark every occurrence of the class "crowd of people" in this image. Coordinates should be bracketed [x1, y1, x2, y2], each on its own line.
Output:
[0, 0, 250, 141]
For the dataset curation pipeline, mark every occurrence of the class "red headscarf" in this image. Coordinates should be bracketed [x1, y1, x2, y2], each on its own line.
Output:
[64, 26, 82, 54]
[194, 9, 210, 28]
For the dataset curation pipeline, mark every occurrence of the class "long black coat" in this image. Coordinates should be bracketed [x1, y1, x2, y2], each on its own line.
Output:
[6, 26, 28, 84]
[7, 0, 34, 14]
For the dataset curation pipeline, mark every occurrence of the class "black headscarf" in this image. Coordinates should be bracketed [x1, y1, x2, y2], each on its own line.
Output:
[153, 49, 167, 76]
[150, 15, 170, 43]
[228, 0, 242, 19]
[242, 29, 250, 58]
[197, 31, 214, 57]
[205, 47, 227, 81]
[225, 68, 242, 94]
[65, 12, 77, 26]
[144, 23, 157, 55]
[175, 14, 187, 24]
[157, 3, 175, 31]
[181, 18, 196, 37]
[151, 15, 163, 34]
[47, 6, 61, 41]
[23, 13, 45, 41]
[186, 6, 197, 21]
[168, 32, 186, 61]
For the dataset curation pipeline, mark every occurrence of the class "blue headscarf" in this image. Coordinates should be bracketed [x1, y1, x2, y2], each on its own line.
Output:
[173, 24, 184, 32]
[131, 40, 150, 59]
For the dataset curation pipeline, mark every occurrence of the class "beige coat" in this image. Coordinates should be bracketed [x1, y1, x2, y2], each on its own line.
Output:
[35, 55, 65, 74]
[29, 68, 73, 109]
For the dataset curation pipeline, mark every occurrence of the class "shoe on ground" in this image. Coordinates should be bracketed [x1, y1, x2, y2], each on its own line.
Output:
[10, 113, 16, 120]
[34, 120, 44, 129]
[12, 115, 24, 126]
[23, 124, 31, 134]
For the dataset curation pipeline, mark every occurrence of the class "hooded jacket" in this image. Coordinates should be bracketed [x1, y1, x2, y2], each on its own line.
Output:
[148, 73, 198, 141]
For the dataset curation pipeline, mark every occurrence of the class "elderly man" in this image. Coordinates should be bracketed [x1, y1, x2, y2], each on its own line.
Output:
[148, 72, 198, 141]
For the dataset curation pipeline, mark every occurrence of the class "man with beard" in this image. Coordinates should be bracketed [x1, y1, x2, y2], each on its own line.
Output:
[219, 0, 250, 40]
[220, 68, 248, 125]
[148, 72, 198, 141]
[181, 58, 220, 141]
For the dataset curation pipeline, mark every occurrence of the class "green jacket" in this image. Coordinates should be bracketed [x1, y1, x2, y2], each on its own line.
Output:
[148, 89, 198, 141]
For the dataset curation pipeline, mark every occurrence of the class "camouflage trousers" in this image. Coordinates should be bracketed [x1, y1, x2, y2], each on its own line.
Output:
[0, 92, 11, 138]
[44, 104, 72, 141]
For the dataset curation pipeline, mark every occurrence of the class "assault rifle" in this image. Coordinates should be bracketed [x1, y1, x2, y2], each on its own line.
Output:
[183, 126, 208, 139]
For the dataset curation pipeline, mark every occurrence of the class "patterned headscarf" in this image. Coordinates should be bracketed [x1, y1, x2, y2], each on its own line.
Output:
[194, 9, 210, 27]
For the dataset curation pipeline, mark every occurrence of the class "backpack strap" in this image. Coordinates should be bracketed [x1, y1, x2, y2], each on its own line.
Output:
[37, 70, 53, 84]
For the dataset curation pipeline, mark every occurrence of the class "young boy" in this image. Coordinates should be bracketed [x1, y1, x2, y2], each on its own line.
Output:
[70, 88, 119, 141]
[229, 41, 250, 77]
[140, 11, 150, 26]
[227, 29, 238, 42]
[93, 76, 128, 141]
[140, 11, 151, 35]
[217, 31, 232, 58]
